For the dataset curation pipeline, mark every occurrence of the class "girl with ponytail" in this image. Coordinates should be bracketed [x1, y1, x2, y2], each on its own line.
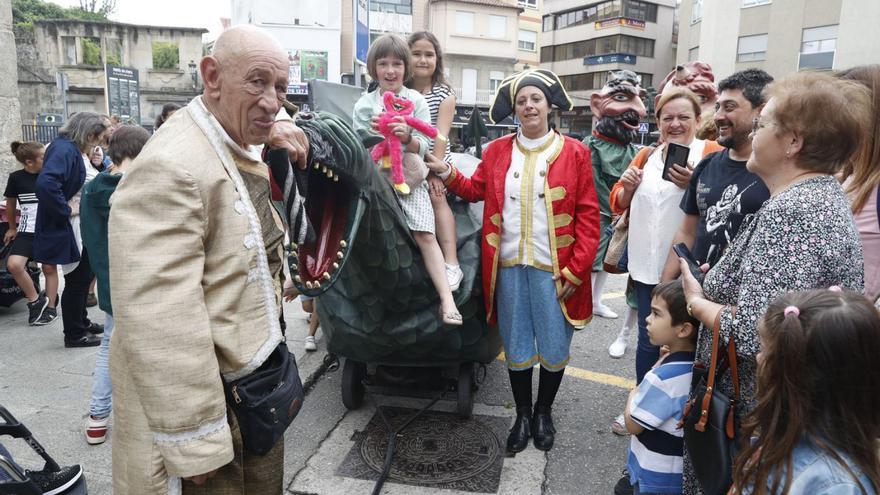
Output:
[732, 288, 880, 494]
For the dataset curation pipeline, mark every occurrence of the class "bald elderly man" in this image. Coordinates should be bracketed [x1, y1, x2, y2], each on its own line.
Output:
[108, 26, 307, 494]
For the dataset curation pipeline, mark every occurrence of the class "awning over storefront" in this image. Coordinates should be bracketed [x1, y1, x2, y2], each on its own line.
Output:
[453, 106, 517, 128]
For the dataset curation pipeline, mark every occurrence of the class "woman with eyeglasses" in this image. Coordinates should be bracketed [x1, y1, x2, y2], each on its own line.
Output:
[676, 72, 869, 494]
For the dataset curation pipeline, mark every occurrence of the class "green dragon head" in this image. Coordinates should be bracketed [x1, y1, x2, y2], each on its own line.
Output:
[272, 111, 499, 366]
[285, 111, 373, 296]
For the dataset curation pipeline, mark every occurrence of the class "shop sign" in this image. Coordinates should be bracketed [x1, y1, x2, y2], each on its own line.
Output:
[594, 17, 646, 30]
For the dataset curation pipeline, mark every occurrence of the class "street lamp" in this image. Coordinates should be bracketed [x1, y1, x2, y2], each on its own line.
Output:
[188, 60, 198, 89]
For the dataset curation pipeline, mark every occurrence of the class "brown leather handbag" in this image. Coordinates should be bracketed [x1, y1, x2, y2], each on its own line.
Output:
[681, 311, 741, 495]
[602, 211, 629, 274]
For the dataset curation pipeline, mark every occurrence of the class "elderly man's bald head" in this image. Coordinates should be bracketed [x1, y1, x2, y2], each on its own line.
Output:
[199, 25, 290, 147]
[212, 25, 286, 65]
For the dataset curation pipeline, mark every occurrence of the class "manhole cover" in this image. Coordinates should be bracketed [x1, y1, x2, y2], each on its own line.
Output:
[336, 407, 509, 493]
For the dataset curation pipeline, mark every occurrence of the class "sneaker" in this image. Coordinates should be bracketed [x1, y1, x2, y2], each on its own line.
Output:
[65, 333, 102, 348]
[608, 335, 627, 358]
[26, 464, 83, 495]
[304, 335, 317, 352]
[86, 415, 110, 445]
[86, 292, 98, 307]
[34, 306, 59, 326]
[592, 302, 619, 319]
[27, 294, 49, 326]
[86, 322, 104, 335]
[613, 469, 634, 495]
[445, 264, 463, 292]
[611, 413, 630, 436]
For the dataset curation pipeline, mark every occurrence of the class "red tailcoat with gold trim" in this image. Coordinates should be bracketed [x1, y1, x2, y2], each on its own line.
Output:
[444, 133, 601, 327]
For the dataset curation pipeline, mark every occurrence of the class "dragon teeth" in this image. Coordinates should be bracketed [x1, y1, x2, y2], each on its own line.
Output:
[314, 163, 320, 170]
[326, 169, 332, 178]
[333, 175, 339, 182]
[339, 240, 347, 248]
[323, 272, 331, 280]
[332, 262, 339, 270]
[336, 251, 343, 260]
[294, 275, 301, 283]
[305, 281, 314, 289]
[314, 281, 321, 288]
[322, 166, 327, 173]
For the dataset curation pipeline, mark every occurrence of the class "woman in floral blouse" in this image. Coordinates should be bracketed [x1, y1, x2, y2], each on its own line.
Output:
[678, 72, 870, 494]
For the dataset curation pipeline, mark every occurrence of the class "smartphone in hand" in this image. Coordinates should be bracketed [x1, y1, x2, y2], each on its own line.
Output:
[672, 242, 705, 284]
[662, 142, 691, 182]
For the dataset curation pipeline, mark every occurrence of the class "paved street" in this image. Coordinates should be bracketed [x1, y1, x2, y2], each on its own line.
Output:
[0, 274, 637, 494]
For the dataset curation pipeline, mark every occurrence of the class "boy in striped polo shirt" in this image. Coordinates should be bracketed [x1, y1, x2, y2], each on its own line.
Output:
[624, 280, 699, 494]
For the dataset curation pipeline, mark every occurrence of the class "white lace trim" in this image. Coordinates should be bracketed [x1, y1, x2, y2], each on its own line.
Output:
[154, 414, 228, 445]
[185, 97, 283, 381]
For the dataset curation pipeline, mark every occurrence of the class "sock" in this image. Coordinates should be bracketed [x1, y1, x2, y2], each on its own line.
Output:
[619, 308, 637, 337]
[591, 271, 608, 306]
[535, 366, 565, 411]
[508, 368, 533, 410]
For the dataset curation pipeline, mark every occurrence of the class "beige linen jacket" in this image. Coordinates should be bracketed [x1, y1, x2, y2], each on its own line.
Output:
[108, 98, 286, 494]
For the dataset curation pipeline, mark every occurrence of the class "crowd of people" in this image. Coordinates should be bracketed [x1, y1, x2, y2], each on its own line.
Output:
[2, 22, 879, 495]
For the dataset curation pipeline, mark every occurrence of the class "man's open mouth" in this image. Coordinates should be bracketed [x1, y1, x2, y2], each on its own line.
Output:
[618, 110, 641, 130]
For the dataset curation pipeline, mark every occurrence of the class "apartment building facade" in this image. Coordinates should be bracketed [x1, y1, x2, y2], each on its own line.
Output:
[540, 0, 677, 136]
[517, 0, 544, 71]
[678, 0, 880, 80]
[232, 0, 343, 103]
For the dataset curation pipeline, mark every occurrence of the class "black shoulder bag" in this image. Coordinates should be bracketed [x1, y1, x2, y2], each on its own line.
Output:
[223, 343, 304, 456]
[681, 311, 741, 495]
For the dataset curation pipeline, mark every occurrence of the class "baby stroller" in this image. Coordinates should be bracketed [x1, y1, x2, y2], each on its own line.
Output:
[0, 406, 87, 494]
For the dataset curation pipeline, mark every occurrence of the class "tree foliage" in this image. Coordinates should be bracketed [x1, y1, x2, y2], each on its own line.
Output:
[12, 0, 108, 33]
[78, 0, 117, 16]
[82, 37, 101, 66]
[152, 42, 179, 70]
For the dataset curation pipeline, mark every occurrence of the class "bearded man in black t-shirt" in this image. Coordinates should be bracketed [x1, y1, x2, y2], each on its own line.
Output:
[661, 69, 774, 281]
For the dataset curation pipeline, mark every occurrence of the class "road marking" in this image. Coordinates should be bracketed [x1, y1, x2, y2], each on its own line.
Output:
[497, 353, 635, 390]
[601, 291, 625, 300]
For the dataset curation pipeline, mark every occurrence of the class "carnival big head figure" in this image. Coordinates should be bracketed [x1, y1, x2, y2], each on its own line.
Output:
[589, 70, 647, 144]
[655, 61, 718, 112]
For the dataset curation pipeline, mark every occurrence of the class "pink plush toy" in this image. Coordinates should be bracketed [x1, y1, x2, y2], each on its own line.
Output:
[370, 91, 445, 195]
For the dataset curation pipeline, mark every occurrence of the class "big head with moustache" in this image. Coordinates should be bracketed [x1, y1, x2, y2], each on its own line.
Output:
[200, 25, 290, 147]
[589, 70, 647, 144]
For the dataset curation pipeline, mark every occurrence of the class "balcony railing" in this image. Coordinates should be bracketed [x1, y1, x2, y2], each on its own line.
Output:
[455, 88, 495, 106]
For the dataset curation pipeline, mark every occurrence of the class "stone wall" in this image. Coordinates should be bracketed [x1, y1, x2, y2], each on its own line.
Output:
[0, 0, 23, 189]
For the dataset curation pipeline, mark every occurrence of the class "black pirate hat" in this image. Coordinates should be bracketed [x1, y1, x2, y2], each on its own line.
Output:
[489, 69, 573, 124]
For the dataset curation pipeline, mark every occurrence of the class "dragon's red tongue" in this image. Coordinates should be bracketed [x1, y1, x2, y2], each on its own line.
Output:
[303, 192, 345, 282]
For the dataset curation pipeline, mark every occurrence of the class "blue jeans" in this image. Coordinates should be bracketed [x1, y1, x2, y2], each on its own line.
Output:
[88, 313, 114, 418]
[634, 281, 659, 384]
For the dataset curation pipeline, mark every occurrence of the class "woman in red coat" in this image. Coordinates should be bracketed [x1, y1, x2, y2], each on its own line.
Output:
[426, 69, 600, 453]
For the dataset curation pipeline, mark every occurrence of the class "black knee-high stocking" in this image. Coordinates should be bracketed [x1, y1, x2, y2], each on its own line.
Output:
[508, 368, 533, 410]
[535, 366, 565, 411]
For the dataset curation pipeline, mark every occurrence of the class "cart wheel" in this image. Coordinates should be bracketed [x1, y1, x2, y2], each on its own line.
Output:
[457, 363, 475, 418]
[341, 359, 366, 410]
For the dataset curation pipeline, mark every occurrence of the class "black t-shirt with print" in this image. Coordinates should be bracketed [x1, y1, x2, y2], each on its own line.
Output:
[3, 169, 39, 234]
[680, 149, 770, 266]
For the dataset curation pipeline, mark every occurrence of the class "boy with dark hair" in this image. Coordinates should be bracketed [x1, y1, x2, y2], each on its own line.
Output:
[661, 69, 774, 280]
[624, 280, 699, 494]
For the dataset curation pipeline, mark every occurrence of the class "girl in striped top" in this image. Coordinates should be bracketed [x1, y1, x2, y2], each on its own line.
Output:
[407, 31, 462, 291]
